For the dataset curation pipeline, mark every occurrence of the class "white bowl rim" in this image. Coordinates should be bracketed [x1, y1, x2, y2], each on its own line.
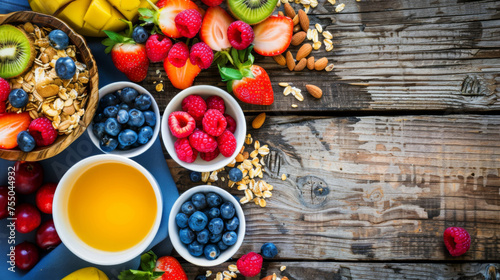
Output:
[161, 85, 246, 172]
[168, 185, 246, 267]
[53, 154, 163, 265]
[87, 81, 161, 158]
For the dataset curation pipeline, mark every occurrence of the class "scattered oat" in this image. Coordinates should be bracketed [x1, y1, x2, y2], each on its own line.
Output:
[278, 82, 289, 87]
[276, 0, 281, 6]
[325, 44, 334, 52]
[283, 86, 292, 96]
[313, 41, 322, 50]
[323, 30, 333, 39]
[245, 134, 253, 145]
[280, 266, 287, 271]
[335, 3, 345, 12]
[155, 82, 163, 92]
[216, 272, 223, 280]
[315, 23, 323, 33]
[310, 0, 318, 8]
[228, 264, 238, 272]
[307, 29, 313, 40]
[282, 174, 287, 180]
[328, 0, 336, 5]
[291, 104, 298, 108]
[325, 63, 335, 71]
[206, 270, 212, 277]
[312, 29, 319, 43]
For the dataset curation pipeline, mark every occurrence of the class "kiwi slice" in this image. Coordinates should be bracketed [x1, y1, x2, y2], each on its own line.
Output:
[0, 24, 36, 79]
[228, 0, 279, 25]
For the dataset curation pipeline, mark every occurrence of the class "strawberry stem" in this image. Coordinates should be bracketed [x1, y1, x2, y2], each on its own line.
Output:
[145, 0, 160, 12]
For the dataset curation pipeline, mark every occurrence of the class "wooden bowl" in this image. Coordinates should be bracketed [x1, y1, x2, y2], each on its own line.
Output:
[0, 11, 98, 161]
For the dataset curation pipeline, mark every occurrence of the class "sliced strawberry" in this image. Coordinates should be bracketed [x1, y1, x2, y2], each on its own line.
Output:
[156, 0, 168, 8]
[157, 0, 203, 38]
[200, 6, 234, 51]
[0, 112, 31, 149]
[110, 43, 149, 82]
[253, 15, 293, 56]
[232, 65, 274, 105]
[164, 59, 202, 90]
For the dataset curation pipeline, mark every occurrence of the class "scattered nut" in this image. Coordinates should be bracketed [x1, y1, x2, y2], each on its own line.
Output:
[294, 58, 307, 71]
[273, 54, 287, 66]
[286, 51, 295, 71]
[293, 24, 302, 33]
[298, 9, 309, 31]
[296, 43, 312, 60]
[292, 15, 299, 25]
[307, 56, 315, 70]
[306, 84, 323, 98]
[252, 113, 266, 129]
[315, 57, 328, 70]
[291, 31, 306, 46]
[284, 3, 296, 18]
[278, 11, 284, 16]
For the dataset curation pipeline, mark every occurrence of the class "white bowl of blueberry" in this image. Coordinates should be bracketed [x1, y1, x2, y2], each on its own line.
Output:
[168, 185, 245, 266]
[88, 82, 160, 157]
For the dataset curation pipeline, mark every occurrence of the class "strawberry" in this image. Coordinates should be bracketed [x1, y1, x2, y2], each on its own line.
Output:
[164, 58, 201, 90]
[253, 15, 293, 56]
[154, 256, 188, 280]
[200, 6, 234, 51]
[118, 251, 187, 280]
[156, 0, 168, 8]
[0, 112, 31, 149]
[102, 21, 149, 82]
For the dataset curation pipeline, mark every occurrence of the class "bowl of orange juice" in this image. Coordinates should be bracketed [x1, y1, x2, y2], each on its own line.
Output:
[53, 154, 162, 265]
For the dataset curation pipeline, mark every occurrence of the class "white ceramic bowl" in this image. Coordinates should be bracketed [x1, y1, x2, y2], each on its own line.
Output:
[168, 185, 245, 267]
[88, 82, 161, 158]
[161, 85, 246, 172]
[53, 154, 163, 265]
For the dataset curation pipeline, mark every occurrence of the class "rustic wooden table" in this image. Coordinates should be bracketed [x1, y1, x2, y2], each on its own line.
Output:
[135, 0, 500, 279]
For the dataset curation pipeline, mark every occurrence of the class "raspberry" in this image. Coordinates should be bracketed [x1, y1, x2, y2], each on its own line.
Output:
[168, 42, 190, 68]
[227, 21, 254, 50]
[236, 252, 263, 277]
[224, 114, 237, 134]
[200, 147, 220, 161]
[28, 117, 57, 146]
[182, 95, 207, 122]
[168, 111, 196, 138]
[174, 138, 198, 163]
[189, 42, 214, 70]
[189, 129, 217, 153]
[201, 0, 223, 6]
[443, 227, 471, 256]
[217, 130, 237, 157]
[0, 77, 10, 102]
[175, 9, 202, 38]
[0, 101, 5, 114]
[202, 109, 227, 137]
[146, 34, 172, 63]
[206, 96, 225, 114]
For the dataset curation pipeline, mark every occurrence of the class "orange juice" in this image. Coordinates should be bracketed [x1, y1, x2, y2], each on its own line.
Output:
[68, 162, 157, 252]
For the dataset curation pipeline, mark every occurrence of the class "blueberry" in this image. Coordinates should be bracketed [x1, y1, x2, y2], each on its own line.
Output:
[225, 216, 239, 231]
[134, 94, 152, 110]
[137, 126, 153, 144]
[100, 94, 119, 107]
[48, 30, 68, 50]
[261, 242, 278, 258]
[187, 241, 204, 257]
[100, 135, 118, 152]
[209, 232, 222, 243]
[120, 87, 139, 103]
[204, 244, 220, 260]
[103, 106, 119, 118]
[132, 26, 148, 44]
[222, 231, 238, 246]
[118, 143, 131, 150]
[92, 122, 106, 139]
[104, 118, 121, 136]
[206, 192, 222, 207]
[17, 131, 35, 152]
[217, 240, 228, 251]
[55, 57, 76, 80]
[195, 275, 207, 280]
[188, 211, 208, 232]
[197, 229, 210, 244]
[208, 218, 224, 235]
[117, 109, 129, 124]
[118, 129, 138, 147]
[94, 112, 105, 123]
[143, 110, 156, 126]
[220, 202, 235, 219]
[128, 109, 145, 127]
[207, 207, 220, 219]
[190, 171, 201, 182]
[179, 228, 195, 244]
[228, 168, 243, 182]
[8, 89, 28, 108]
[191, 193, 207, 210]
[175, 213, 189, 228]
[181, 201, 196, 215]
[119, 103, 130, 111]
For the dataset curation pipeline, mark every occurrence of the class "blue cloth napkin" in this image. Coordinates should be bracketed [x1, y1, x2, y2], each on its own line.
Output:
[0, 2, 178, 279]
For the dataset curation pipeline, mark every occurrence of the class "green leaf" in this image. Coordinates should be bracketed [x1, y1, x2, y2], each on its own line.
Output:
[231, 48, 241, 69]
[219, 67, 243, 82]
[118, 270, 150, 280]
[140, 251, 157, 272]
[238, 49, 246, 64]
[138, 8, 154, 19]
[240, 67, 254, 79]
[247, 52, 254, 65]
[103, 30, 126, 43]
[152, 271, 164, 278]
[227, 80, 234, 93]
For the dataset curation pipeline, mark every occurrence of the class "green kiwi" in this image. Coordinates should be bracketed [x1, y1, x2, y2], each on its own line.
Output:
[0, 24, 36, 79]
[228, 0, 279, 25]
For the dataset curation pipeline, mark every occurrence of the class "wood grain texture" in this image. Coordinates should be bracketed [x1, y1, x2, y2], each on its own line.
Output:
[0, 11, 99, 161]
[180, 261, 500, 280]
[167, 115, 500, 261]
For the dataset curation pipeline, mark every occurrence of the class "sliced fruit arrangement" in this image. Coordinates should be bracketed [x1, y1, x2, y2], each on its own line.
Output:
[118, 251, 187, 280]
[253, 15, 293, 56]
[227, 0, 279, 25]
[0, 25, 36, 78]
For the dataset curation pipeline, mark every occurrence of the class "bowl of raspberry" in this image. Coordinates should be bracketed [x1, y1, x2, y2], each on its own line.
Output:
[168, 185, 245, 266]
[161, 85, 246, 172]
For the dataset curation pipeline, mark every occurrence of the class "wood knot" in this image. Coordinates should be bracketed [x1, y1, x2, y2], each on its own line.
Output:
[297, 176, 329, 209]
[458, 75, 495, 107]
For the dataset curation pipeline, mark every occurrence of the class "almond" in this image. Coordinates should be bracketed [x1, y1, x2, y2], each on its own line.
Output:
[306, 84, 323, 98]
[314, 57, 328, 70]
[292, 15, 299, 25]
[293, 24, 302, 33]
[307, 56, 315, 70]
[273, 54, 286, 66]
[298, 9, 309, 32]
[296, 43, 312, 60]
[284, 3, 296, 18]
[252, 113, 266, 129]
[294, 58, 307, 71]
[278, 11, 284, 16]
[291, 31, 306, 46]
[261, 276, 273, 280]
[286, 51, 295, 71]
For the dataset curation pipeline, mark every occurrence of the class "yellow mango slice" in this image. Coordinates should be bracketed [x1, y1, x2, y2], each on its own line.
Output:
[120, 0, 141, 11]
[39, 0, 74, 15]
[83, 0, 112, 30]
[28, 0, 49, 14]
[101, 8, 128, 34]
[57, 0, 92, 29]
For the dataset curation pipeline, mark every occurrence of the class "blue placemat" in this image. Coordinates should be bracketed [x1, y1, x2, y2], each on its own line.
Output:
[0, 2, 178, 279]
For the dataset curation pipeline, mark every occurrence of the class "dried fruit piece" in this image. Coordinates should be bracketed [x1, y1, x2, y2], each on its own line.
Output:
[252, 113, 266, 129]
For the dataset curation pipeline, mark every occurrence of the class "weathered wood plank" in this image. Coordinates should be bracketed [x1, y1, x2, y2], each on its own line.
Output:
[180, 261, 499, 280]
[167, 115, 500, 261]
[141, 0, 500, 113]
